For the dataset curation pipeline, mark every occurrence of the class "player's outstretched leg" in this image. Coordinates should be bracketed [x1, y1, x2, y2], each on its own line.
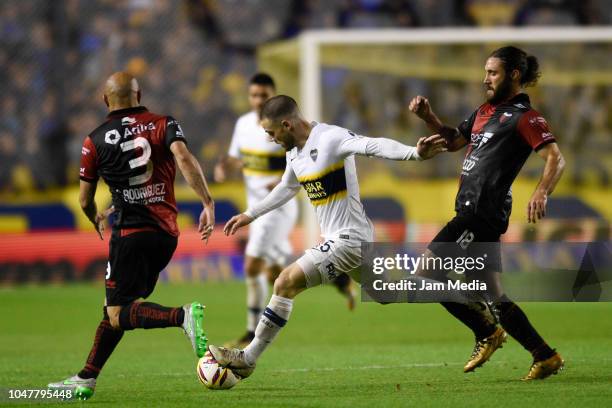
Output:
[493, 296, 564, 380]
[112, 301, 206, 357]
[48, 301, 205, 400]
[48, 307, 123, 400]
[208, 262, 306, 379]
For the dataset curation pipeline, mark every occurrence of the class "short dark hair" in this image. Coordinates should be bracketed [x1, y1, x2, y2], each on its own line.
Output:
[249, 72, 275, 89]
[490, 46, 541, 87]
[260, 95, 299, 122]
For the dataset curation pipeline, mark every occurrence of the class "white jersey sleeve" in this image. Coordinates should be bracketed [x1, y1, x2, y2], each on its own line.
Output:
[336, 131, 422, 161]
[245, 160, 300, 219]
[228, 121, 241, 159]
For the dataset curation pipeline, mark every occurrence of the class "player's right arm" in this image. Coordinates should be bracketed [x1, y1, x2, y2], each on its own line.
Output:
[170, 141, 215, 242]
[79, 136, 111, 240]
[214, 155, 243, 183]
[214, 120, 244, 182]
[409, 95, 468, 152]
[224, 161, 300, 236]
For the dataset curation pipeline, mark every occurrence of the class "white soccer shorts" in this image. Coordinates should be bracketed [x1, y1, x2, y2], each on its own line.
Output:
[296, 239, 362, 287]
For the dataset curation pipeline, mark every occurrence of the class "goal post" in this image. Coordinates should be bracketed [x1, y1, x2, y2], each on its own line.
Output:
[260, 27, 612, 116]
[257, 27, 612, 246]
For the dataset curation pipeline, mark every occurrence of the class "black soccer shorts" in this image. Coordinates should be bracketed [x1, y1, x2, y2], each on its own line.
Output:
[105, 229, 177, 306]
[428, 212, 502, 273]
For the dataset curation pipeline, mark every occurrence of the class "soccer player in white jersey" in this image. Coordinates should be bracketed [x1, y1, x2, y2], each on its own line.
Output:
[207, 95, 447, 378]
[214, 75, 354, 348]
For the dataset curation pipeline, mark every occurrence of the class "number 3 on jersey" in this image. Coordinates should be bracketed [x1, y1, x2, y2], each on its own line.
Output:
[120, 137, 153, 186]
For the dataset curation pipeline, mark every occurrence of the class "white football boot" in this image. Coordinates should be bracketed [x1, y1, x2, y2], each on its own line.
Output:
[48, 374, 96, 400]
[207, 345, 256, 379]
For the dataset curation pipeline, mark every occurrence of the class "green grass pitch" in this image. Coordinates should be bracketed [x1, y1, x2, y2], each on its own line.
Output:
[1, 282, 611, 407]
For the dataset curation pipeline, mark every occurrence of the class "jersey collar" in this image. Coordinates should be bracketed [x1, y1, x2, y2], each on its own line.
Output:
[507, 93, 530, 105]
[107, 106, 148, 119]
[483, 93, 530, 112]
[295, 121, 320, 154]
[491, 93, 530, 108]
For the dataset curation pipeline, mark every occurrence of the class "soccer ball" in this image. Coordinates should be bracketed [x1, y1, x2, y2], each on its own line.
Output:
[196, 351, 241, 390]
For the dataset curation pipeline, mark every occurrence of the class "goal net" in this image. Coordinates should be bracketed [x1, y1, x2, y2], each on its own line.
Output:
[257, 28, 612, 245]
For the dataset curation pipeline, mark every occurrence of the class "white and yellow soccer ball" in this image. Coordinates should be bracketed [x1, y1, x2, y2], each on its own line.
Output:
[197, 350, 241, 390]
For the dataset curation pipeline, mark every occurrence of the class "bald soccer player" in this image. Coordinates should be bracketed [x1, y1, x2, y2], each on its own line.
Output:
[48, 73, 215, 400]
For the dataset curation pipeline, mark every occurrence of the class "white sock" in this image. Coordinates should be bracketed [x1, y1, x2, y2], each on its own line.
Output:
[245, 275, 268, 333]
[243, 295, 293, 365]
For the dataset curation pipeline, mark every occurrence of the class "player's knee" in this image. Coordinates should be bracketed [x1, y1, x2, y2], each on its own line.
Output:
[273, 273, 291, 296]
[266, 264, 282, 285]
[272, 262, 307, 298]
[244, 256, 264, 278]
[106, 306, 122, 330]
[273, 271, 299, 298]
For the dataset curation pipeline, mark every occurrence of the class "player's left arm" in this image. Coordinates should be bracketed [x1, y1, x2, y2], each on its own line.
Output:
[165, 117, 215, 242]
[518, 112, 566, 224]
[528, 142, 565, 224]
[338, 132, 447, 161]
[171, 141, 215, 242]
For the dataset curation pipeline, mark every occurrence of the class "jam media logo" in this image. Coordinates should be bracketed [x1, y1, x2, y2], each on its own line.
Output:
[310, 148, 318, 162]
[122, 116, 137, 126]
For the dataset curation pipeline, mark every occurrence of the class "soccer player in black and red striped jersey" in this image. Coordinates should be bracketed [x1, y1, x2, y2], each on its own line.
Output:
[48, 72, 215, 399]
[409, 46, 566, 380]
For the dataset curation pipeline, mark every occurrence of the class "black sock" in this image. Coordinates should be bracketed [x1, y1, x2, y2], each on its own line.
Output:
[78, 308, 124, 379]
[118, 302, 185, 330]
[441, 302, 497, 340]
[332, 273, 351, 293]
[496, 297, 555, 361]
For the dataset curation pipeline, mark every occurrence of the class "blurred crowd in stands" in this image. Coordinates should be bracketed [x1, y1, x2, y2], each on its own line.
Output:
[0, 0, 610, 192]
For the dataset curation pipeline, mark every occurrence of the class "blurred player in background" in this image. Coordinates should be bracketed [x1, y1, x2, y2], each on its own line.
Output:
[208, 95, 447, 378]
[409, 46, 565, 380]
[214, 74, 355, 348]
[48, 72, 215, 399]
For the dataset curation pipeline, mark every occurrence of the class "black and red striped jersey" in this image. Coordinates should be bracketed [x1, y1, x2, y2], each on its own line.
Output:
[455, 93, 556, 233]
[80, 106, 186, 236]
